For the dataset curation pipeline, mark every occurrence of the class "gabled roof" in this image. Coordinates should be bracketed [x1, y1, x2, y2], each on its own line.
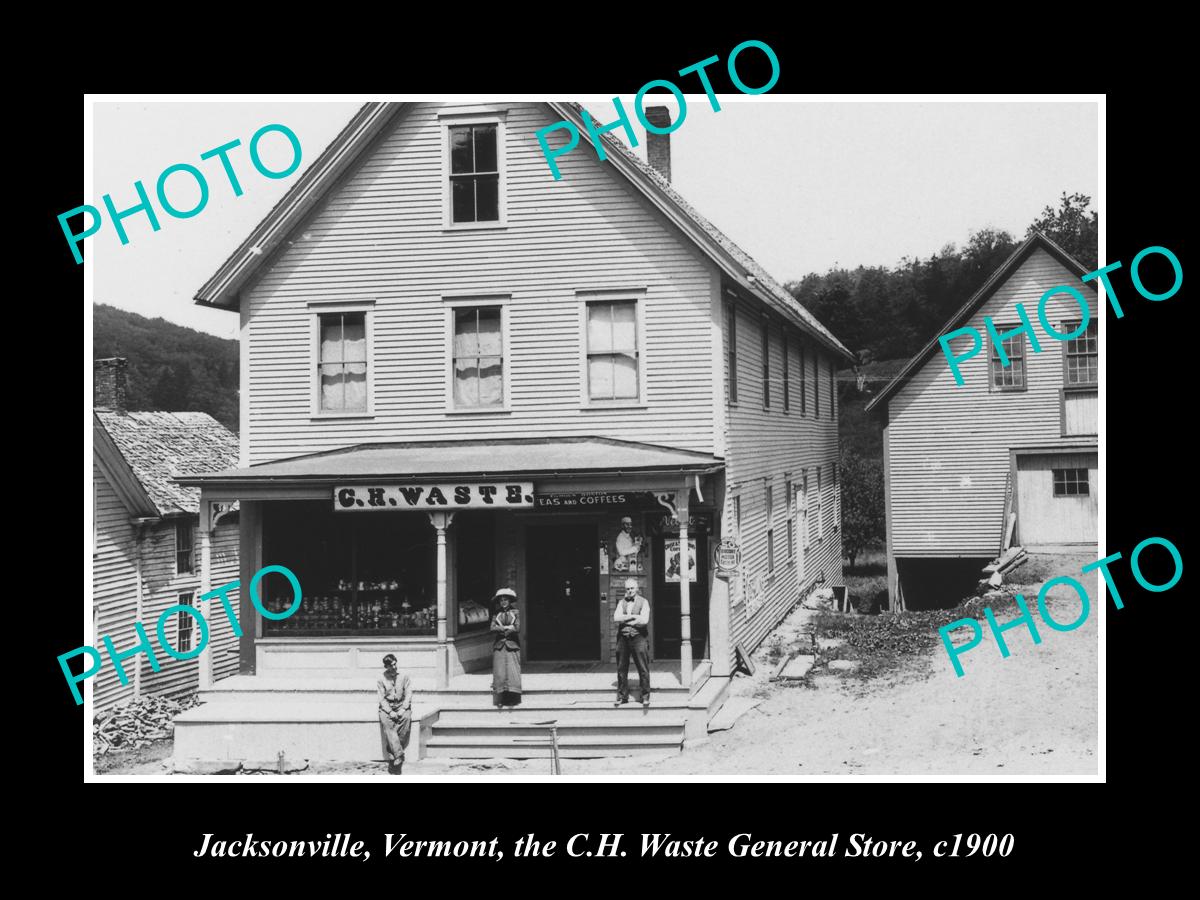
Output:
[864, 233, 1095, 413]
[94, 410, 239, 517]
[175, 436, 723, 488]
[194, 101, 853, 364]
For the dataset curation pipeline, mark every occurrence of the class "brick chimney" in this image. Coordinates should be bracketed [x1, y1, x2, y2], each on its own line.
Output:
[644, 106, 672, 182]
[94, 357, 128, 410]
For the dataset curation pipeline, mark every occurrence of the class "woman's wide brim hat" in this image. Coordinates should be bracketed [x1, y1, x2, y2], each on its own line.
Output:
[493, 588, 518, 602]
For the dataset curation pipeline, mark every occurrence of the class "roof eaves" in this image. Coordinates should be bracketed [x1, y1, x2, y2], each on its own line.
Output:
[548, 102, 854, 364]
[194, 102, 402, 310]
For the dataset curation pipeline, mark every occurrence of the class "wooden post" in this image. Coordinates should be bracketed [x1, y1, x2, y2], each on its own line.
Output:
[429, 512, 456, 689]
[678, 482, 692, 690]
[197, 500, 214, 691]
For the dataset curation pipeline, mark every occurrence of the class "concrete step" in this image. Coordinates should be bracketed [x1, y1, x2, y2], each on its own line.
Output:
[424, 733, 684, 759]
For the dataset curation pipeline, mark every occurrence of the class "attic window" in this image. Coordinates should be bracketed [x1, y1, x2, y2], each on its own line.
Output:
[446, 120, 505, 227]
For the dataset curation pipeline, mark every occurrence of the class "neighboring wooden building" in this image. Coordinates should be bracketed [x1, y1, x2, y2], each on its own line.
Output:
[866, 234, 1098, 610]
[92, 358, 241, 710]
[176, 102, 852, 761]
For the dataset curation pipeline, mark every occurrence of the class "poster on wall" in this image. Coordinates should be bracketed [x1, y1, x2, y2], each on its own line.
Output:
[664, 538, 697, 583]
[611, 516, 645, 574]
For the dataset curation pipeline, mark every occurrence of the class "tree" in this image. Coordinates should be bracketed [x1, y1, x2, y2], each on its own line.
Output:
[1026, 191, 1098, 271]
[840, 451, 885, 568]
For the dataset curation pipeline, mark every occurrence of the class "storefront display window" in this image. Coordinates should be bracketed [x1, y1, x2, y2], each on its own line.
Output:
[262, 503, 436, 636]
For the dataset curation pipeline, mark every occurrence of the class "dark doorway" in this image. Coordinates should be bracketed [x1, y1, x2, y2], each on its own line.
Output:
[526, 523, 600, 661]
[652, 531, 709, 659]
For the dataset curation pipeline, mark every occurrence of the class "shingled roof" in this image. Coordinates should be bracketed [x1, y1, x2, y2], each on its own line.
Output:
[94, 411, 239, 517]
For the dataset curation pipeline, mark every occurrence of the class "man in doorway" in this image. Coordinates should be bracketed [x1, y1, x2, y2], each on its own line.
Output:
[614, 577, 651, 707]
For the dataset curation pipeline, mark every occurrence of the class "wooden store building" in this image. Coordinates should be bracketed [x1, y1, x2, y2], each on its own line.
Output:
[175, 101, 852, 761]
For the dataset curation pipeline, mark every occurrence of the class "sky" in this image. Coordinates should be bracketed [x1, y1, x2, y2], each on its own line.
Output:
[91, 98, 1098, 340]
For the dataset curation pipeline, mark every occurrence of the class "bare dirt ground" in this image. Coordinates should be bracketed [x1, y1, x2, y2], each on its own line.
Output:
[97, 553, 1098, 778]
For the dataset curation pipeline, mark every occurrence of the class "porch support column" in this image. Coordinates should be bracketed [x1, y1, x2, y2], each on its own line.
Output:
[197, 499, 214, 691]
[677, 482, 692, 690]
[429, 512, 456, 689]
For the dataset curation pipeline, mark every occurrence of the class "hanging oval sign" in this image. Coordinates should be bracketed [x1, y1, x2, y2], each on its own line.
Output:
[714, 539, 741, 572]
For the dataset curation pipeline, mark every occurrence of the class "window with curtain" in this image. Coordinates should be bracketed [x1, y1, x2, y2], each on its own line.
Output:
[586, 300, 639, 401]
[319, 312, 368, 411]
[449, 124, 499, 223]
[452, 306, 503, 408]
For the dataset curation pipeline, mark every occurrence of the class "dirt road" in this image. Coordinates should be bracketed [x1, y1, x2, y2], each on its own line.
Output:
[99, 554, 1099, 777]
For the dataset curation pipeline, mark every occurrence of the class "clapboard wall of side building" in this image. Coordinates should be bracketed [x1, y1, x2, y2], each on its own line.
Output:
[92, 462, 139, 710]
[721, 296, 845, 660]
[885, 247, 1099, 559]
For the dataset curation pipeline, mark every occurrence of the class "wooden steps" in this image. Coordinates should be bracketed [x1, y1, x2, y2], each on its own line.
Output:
[173, 668, 730, 763]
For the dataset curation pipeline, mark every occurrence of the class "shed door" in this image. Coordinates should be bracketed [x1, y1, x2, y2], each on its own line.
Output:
[1016, 452, 1097, 548]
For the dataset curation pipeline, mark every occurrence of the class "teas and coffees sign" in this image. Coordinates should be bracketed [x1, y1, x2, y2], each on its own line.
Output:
[334, 483, 534, 511]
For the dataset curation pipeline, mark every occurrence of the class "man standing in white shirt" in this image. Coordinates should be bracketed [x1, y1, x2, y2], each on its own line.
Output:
[613, 577, 651, 707]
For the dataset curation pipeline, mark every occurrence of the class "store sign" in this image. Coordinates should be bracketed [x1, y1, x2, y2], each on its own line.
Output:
[536, 491, 633, 508]
[334, 482, 534, 511]
[714, 539, 741, 573]
[534, 491, 667, 509]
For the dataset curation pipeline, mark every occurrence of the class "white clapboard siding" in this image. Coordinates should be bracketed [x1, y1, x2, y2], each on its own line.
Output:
[209, 523, 241, 683]
[244, 102, 717, 465]
[723, 304, 844, 659]
[887, 247, 1099, 557]
[92, 463, 138, 711]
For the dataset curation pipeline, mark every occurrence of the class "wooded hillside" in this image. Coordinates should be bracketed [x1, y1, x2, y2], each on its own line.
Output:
[92, 304, 239, 432]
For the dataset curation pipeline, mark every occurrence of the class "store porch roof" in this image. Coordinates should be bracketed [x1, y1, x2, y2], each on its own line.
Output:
[175, 437, 724, 488]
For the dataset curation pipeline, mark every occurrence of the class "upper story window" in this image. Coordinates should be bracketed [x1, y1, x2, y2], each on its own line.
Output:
[829, 359, 836, 420]
[450, 125, 499, 223]
[319, 311, 368, 412]
[584, 296, 643, 404]
[175, 519, 194, 575]
[990, 331, 1027, 392]
[440, 109, 507, 229]
[1063, 319, 1097, 388]
[813, 351, 821, 416]
[726, 301, 738, 404]
[761, 318, 771, 409]
[799, 343, 807, 416]
[451, 305, 504, 409]
[782, 330, 790, 412]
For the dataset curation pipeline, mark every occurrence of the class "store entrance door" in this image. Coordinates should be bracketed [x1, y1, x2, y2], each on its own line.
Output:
[526, 523, 601, 661]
